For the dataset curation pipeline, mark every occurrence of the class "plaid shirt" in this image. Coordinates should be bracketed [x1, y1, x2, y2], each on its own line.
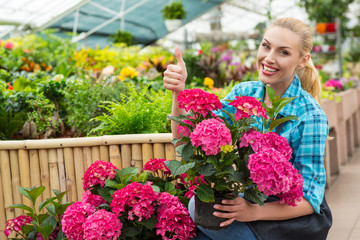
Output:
[214, 74, 328, 213]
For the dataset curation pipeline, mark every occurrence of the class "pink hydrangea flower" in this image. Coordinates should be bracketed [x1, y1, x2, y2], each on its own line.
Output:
[4, 215, 33, 237]
[190, 118, 232, 155]
[156, 192, 196, 240]
[177, 116, 195, 137]
[81, 190, 107, 207]
[240, 130, 292, 160]
[324, 79, 343, 90]
[110, 182, 159, 221]
[229, 96, 267, 120]
[239, 129, 263, 151]
[83, 160, 118, 190]
[83, 209, 122, 240]
[143, 158, 171, 175]
[177, 88, 222, 117]
[248, 147, 303, 206]
[61, 201, 95, 240]
[180, 173, 207, 198]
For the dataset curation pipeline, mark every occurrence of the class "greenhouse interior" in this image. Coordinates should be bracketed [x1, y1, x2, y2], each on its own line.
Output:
[1, 0, 360, 239]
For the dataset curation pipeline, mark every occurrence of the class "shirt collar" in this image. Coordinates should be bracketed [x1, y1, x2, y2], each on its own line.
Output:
[256, 74, 302, 118]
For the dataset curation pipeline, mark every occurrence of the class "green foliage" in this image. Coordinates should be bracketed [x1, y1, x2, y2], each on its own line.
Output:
[26, 93, 60, 137]
[90, 83, 172, 135]
[0, 109, 27, 140]
[7, 186, 70, 240]
[298, 0, 355, 36]
[62, 78, 129, 135]
[113, 29, 134, 46]
[162, 1, 186, 19]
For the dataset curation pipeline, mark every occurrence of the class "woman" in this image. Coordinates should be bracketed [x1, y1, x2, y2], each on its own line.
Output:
[163, 17, 332, 240]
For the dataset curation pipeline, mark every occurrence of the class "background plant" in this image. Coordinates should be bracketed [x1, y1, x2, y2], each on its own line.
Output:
[90, 83, 172, 135]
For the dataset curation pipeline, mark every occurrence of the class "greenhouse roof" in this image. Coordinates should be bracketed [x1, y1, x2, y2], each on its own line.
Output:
[1, 0, 359, 48]
[0, 0, 226, 47]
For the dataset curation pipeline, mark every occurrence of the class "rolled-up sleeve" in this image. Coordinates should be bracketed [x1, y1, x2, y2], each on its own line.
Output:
[292, 113, 329, 213]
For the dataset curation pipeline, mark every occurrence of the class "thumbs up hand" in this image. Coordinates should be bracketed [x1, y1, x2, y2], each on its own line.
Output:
[163, 47, 188, 93]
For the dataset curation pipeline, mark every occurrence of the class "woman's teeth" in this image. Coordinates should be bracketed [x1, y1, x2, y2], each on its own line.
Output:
[264, 65, 278, 72]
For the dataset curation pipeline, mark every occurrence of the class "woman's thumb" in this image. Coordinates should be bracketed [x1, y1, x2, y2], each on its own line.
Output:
[175, 47, 186, 68]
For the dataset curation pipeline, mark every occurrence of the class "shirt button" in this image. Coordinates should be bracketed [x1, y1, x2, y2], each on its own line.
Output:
[314, 176, 318, 181]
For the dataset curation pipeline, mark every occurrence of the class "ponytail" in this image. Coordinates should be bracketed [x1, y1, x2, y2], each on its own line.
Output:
[296, 57, 322, 104]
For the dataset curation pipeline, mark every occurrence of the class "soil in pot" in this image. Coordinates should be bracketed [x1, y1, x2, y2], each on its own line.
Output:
[194, 194, 230, 230]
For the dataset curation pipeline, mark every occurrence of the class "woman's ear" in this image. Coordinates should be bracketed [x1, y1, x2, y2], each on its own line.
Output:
[297, 53, 310, 69]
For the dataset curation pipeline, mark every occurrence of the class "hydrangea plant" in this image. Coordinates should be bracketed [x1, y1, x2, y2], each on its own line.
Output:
[167, 87, 303, 206]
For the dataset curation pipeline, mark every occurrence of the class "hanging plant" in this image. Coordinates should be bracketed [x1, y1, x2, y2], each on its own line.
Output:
[113, 29, 134, 46]
[162, 1, 186, 20]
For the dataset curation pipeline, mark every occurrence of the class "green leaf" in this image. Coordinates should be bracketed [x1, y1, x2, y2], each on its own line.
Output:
[151, 185, 161, 193]
[28, 186, 46, 205]
[8, 204, 34, 214]
[167, 160, 195, 176]
[39, 197, 57, 212]
[52, 189, 60, 196]
[138, 172, 149, 182]
[265, 86, 278, 102]
[120, 225, 139, 237]
[21, 225, 35, 235]
[229, 171, 244, 182]
[105, 179, 119, 187]
[42, 216, 57, 230]
[36, 225, 53, 239]
[205, 155, 219, 167]
[176, 142, 194, 162]
[244, 189, 268, 206]
[139, 215, 158, 230]
[268, 115, 298, 131]
[219, 153, 239, 168]
[96, 187, 113, 203]
[215, 184, 228, 191]
[117, 167, 138, 178]
[46, 204, 56, 216]
[165, 182, 175, 192]
[56, 230, 67, 240]
[198, 164, 217, 177]
[55, 191, 67, 203]
[196, 184, 214, 202]
[274, 97, 297, 115]
[18, 187, 32, 201]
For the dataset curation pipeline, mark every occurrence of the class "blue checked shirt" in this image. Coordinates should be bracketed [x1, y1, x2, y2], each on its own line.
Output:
[214, 74, 328, 213]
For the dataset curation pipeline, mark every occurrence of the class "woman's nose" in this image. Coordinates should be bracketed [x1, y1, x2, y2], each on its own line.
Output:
[264, 51, 275, 64]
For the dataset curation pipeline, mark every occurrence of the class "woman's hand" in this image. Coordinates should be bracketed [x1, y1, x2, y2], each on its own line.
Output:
[213, 197, 258, 227]
[163, 47, 187, 93]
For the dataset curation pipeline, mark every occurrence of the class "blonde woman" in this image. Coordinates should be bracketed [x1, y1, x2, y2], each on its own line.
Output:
[163, 17, 332, 240]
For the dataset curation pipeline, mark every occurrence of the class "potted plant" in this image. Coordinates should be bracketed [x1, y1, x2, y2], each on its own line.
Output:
[167, 87, 304, 229]
[162, 1, 186, 32]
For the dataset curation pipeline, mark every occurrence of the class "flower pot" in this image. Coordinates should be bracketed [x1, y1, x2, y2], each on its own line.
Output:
[194, 194, 228, 230]
[164, 19, 182, 32]
[316, 23, 327, 34]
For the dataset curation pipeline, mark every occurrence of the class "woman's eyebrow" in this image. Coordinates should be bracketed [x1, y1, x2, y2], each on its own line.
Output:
[263, 38, 292, 49]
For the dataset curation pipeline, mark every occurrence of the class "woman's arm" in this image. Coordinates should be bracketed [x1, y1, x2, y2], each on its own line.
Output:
[163, 47, 187, 139]
[213, 196, 314, 227]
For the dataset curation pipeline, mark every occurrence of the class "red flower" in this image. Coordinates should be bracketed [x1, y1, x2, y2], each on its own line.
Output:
[4, 41, 14, 50]
[7, 82, 13, 91]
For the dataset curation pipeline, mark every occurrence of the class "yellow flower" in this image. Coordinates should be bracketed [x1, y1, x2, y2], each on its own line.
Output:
[120, 67, 138, 78]
[203, 77, 214, 89]
[220, 144, 234, 153]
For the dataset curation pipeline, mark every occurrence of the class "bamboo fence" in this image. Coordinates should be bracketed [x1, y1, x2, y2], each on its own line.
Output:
[0, 133, 176, 238]
[1, 88, 360, 239]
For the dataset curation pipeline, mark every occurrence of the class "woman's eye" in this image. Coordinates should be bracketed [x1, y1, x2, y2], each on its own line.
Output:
[280, 50, 289, 55]
[262, 44, 270, 49]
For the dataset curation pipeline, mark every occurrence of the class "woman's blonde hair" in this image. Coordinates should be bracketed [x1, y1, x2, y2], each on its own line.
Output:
[270, 17, 321, 103]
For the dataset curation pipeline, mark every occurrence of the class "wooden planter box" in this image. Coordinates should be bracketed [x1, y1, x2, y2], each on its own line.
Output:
[0, 133, 176, 237]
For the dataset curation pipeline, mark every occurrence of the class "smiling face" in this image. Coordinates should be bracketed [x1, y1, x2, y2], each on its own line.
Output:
[257, 26, 309, 95]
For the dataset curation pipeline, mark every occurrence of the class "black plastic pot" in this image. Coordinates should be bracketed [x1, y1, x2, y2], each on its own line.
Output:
[194, 194, 229, 230]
